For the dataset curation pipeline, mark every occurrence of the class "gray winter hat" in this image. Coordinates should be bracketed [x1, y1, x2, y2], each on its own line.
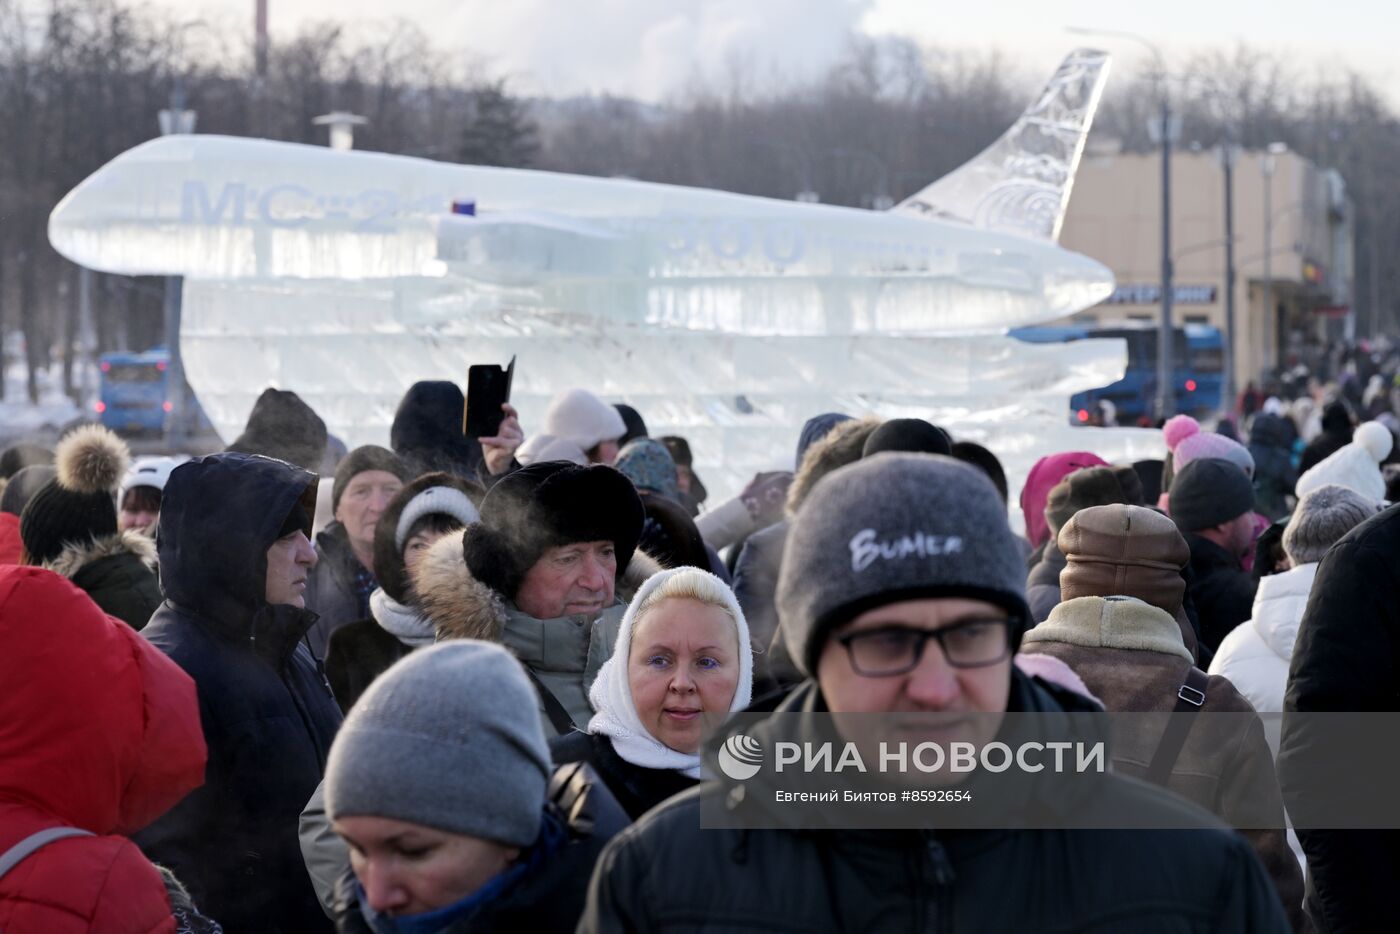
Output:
[1283, 483, 1383, 565]
[324, 640, 549, 847]
[777, 453, 1029, 677]
[1168, 458, 1255, 533]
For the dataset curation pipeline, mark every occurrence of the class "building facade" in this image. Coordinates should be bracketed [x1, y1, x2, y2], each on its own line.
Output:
[1056, 142, 1354, 398]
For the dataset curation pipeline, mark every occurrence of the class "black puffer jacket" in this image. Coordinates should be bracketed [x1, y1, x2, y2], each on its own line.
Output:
[1183, 533, 1258, 654]
[136, 453, 343, 934]
[325, 615, 413, 713]
[45, 529, 162, 630]
[1249, 413, 1299, 521]
[1279, 503, 1400, 934]
[581, 674, 1290, 933]
[549, 730, 697, 820]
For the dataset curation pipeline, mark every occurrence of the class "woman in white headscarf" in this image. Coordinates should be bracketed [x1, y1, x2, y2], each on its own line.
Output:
[549, 566, 753, 818]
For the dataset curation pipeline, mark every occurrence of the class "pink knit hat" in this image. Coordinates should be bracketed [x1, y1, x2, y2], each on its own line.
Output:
[1163, 415, 1254, 479]
[1019, 451, 1110, 548]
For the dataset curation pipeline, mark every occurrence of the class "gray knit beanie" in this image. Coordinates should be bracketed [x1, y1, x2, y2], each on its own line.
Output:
[1169, 458, 1255, 532]
[777, 453, 1028, 677]
[332, 444, 411, 513]
[324, 640, 549, 847]
[1282, 483, 1383, 565]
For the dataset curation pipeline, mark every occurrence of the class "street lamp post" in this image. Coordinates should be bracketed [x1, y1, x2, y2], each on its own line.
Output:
[1261, 142, 1288, 373]
[1220, 142, 1239, 415]
[1154, 98, 1177, 420]
[1068, 26, 1176, 420]
[159, 83, 197, 450]
[312, 112, 368, 151]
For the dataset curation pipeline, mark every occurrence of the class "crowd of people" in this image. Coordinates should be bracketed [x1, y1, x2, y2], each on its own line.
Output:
[1, 364, 1396, 933]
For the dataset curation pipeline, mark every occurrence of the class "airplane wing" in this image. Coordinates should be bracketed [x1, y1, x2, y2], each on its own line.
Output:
[891, 48, 1111, 243]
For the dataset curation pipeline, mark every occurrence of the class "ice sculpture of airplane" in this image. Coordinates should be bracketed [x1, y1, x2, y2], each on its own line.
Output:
[49, 48, 1164, 509]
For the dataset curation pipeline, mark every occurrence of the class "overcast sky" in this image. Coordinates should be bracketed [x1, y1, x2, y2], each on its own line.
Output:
[151, 0, 1398, 105]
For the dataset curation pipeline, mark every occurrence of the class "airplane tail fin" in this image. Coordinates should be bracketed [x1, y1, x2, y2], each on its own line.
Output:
[891, 48, 1111, 243]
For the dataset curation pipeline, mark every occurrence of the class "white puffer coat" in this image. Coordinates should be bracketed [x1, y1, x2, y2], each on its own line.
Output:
[1209, 561, 1317, 873]
[1210, 562, 1318, 723]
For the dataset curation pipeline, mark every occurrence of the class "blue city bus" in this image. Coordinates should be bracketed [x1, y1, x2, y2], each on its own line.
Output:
[97, 349, 172, 434]
[1009, 323, 1224, 423]
[1183, 324, 1225, 416]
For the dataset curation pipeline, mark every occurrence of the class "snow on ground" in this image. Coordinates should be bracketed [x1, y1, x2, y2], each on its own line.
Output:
[0, 358, 87, 447]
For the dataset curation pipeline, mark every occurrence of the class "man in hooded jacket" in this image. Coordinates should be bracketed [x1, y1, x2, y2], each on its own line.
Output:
[136, 452, 343, 933]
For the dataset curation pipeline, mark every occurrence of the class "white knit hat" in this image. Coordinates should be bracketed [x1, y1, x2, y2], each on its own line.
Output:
[516, 433, 589, 466]
[120, 456, 183, 497]
[393, 485, 480, 551]
[1295, 421, 1394, 501]
[542, 388, 626, 453]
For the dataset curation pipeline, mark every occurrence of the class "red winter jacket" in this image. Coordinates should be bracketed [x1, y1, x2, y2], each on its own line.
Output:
[0, 512, 21, 565]
[0, 566, 208, 933]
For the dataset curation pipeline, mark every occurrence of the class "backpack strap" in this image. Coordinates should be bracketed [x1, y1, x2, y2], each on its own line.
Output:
[545, 761, 629, 844]
[0, 827, 95, 881]
[548, 761, 597, 836]
[1145, 666, 1211, 786]
[523, 666, 578, 736]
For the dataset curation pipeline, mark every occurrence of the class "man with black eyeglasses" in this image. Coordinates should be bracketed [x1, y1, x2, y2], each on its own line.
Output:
[582, 453, 1290, 933]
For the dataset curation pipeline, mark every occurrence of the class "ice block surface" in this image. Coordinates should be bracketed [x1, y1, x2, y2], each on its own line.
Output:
[179, 276, 1162, 531]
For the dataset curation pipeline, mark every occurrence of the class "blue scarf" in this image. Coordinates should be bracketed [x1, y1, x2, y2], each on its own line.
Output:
[352, 812, 566, 934]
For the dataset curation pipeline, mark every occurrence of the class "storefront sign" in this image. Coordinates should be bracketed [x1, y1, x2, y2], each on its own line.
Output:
[1104, 284, 1218, 305]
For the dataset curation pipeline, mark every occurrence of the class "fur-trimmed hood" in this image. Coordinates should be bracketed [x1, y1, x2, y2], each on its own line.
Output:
[44, 529, 157, 581]
[414, 531, 664, 642]
[41, 528, 163, 631]
[785, 417, 881, 516]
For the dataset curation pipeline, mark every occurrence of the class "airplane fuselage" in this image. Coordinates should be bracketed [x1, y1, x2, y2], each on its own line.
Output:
[51, 136, 1113, 335]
